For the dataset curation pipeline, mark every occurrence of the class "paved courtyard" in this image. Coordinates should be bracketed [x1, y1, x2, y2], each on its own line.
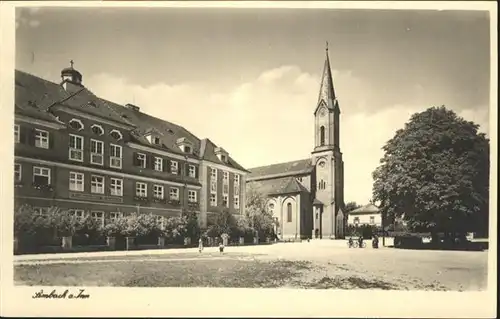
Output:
[14, 240, 488, 291]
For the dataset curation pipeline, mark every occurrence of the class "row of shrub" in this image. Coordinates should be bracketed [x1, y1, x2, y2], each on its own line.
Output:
[14, 205, 277, 253]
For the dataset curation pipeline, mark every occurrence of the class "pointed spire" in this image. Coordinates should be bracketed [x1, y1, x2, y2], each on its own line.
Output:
[317, 42, 336, 106]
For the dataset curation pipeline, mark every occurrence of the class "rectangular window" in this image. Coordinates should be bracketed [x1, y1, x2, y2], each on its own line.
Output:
[34, 207, 49, 216]
[153, 184, 164, 199]
[369, 216, 375, 225]
[14, 125, 20, 143]
[14, 163, 21, 181]
[110, 178, 123, 196]
[33, 167, 50, 185]
[136, 182, 147, 197]
[188, 165, 196, 178]
[222, 195, 229, 207]
[69, 134, 84, 162]
[68, 209, 85, 220]
[188, 190, 197, 202]
[110, 144, 122, 168]
[234, 196, 240, 209]
[69, 172, 84, 192]
[90, 211, 105, 227]
[154, 157, 163, 171]
[234, 174, 240, 185]
[354, 217, 360, 225]
[137, 153, 146, 168]
[170, 161, 178, 174]
[90, 139, 104, 165]
[223, 184, 229, 194]
[210, 181, 217, 193]
[210, 193, 217, 206]
[110, 212, 123, 222]
[35, 129, 49, 149]
[210, 168, 217, 180]
[169, 187, 179, 200]
[223, 171, 229, 183]
[91, 175, 105, 194]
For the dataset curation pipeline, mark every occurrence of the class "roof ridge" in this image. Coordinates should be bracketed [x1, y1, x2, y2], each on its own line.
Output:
[248, 158, 311, 171]
[98, 97, 136, 127]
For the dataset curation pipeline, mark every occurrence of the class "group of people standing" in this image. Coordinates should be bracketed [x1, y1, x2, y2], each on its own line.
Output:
[198, 237, 225, 254]
[348, 234, 379, 248]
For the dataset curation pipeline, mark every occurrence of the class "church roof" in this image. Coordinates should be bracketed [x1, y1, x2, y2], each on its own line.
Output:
[247, 176, 309, 197]
[247, 158, 313, 181]
[14, 69, 247, 173]
[349, 203, 380, 215]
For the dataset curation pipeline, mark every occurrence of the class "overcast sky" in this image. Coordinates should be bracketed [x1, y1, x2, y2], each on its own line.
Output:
[15, 7, 491, 204]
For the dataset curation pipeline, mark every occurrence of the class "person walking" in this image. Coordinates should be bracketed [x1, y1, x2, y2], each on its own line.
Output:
[219, 239, 225, 254]
[198, 237, 204, 253]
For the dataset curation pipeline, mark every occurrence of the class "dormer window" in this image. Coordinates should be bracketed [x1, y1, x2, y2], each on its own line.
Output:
[110, 129, 123, 140]
[91, 124, 104, 136]
[69, 119, 84, 131]
[176, 137, 193, 154]
[144, 128, 164, 146]
[214, 147, 229, 163]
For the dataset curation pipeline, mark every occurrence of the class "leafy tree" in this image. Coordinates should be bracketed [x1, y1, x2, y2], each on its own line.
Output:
[372, 106, 489, 239]
[245, 184, 275, 238]
[136, 213, 162, 237]
[104, 217, 127, 237]
[182, 208, 201, 239]
[207, 210, 239, 238]
[344, 202, 362, 213]
[162, 216, 187, 243]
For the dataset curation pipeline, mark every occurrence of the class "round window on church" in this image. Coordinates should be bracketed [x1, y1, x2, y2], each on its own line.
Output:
[318, 161, 326, 168]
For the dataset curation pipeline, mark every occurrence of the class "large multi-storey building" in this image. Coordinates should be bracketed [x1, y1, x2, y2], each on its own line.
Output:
[14, 63, 248, 228]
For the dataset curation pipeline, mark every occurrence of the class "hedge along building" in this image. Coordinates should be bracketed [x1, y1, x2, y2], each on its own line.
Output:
[246, 45, 346, 240]
[13, 61, 249, 229]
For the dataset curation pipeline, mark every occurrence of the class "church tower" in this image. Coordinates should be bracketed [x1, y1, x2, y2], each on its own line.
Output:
[311, 43, 345, 239]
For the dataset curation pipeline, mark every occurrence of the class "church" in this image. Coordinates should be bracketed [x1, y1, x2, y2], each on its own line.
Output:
[246, 46, 345, 240]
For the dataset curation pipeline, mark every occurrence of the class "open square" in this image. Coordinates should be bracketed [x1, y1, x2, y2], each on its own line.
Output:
[15, 241, 488, 291]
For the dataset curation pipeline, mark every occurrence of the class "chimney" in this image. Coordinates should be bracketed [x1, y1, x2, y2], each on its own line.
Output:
[125, 103, 140, 112]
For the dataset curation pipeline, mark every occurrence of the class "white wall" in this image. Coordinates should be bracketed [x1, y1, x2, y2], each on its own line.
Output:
[348, 213, 382, 227]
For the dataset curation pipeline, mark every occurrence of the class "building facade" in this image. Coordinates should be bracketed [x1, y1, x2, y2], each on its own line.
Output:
[246, 47, 346, 240]
[347, 204, 382, 227]
[13, 64, 248, 228]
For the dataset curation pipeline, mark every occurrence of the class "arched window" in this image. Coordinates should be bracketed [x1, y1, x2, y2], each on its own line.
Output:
[287, 203, 292, 223]
[318, 180, 326, 190]
[320, 126, 325, 146]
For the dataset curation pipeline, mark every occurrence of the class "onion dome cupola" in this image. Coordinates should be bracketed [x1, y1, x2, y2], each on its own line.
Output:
[60, 60, 83, 87]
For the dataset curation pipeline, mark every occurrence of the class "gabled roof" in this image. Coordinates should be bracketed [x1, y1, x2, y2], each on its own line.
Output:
[15, 70, 134, 127]
[57, 89, 134, 126]
[199, 138, 248, 172]
[15, 70, 68, 124]
[247, 176, 310, 197]
[349, 203, 380, 215]
[247, 158, 313, 180]
[15, 69, 248, 173]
